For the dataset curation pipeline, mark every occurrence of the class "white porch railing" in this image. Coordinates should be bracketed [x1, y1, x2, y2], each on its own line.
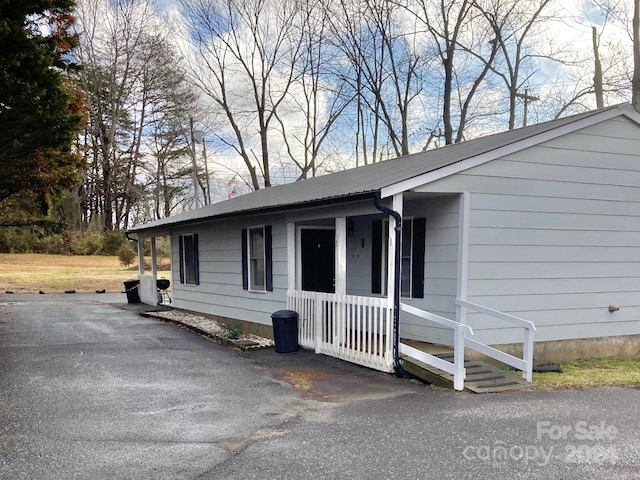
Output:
[286, 291, 536, 390]
[399, 303, 474, 391]
[456, 298, 537, 382]
[287, 290, 394, 372]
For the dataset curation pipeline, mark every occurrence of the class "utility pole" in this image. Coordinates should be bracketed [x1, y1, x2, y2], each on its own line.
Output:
[189, 116, 200, 208]
[192, 128, 211, 206]
[515, 87, 539, 127]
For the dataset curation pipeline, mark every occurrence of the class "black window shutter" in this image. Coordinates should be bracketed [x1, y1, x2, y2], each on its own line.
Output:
[241, 228, 248, 290]
[193, 234, 200, 285]
[371, 220, 382, 294]
[178, 235, 185, 284]
[265, 225, 273, 291]
[412, 218, 426, 299]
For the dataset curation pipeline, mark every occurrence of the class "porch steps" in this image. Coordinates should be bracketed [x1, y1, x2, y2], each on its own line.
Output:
[400, 352, 531, 393]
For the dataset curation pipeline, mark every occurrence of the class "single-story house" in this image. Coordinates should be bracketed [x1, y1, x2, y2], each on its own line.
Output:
[128, 103, 640, 390]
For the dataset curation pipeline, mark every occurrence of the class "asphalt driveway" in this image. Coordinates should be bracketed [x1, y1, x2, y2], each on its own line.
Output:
[1, 294, 639, 479]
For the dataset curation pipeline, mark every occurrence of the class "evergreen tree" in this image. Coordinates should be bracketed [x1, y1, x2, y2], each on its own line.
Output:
[0, 0, 85, 206]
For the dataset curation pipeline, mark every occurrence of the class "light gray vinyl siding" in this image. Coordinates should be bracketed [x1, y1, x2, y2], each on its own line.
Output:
[400, 195, 460, 345]
[171, 215, 288, 326]
[415, 116, 640, 345]
[346, 215, 380, 297]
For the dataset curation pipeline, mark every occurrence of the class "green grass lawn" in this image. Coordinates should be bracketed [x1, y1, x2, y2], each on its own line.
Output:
[532, 356, 640, 390]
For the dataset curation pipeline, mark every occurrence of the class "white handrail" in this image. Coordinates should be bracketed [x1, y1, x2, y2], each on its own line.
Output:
[455, 299, 537, 331]
[455, 298, 535, 382]
[401, 303, 474, 336]
[400, 303, 472, 391]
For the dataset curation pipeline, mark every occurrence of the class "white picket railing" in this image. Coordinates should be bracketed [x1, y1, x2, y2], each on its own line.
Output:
[287, 290, 394, 372]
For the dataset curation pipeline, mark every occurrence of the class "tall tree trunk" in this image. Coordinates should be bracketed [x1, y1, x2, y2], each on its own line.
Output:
[593, 26, 604, 109]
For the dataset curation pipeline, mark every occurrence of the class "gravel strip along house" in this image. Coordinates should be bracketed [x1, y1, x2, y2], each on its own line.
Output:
[128, 103, 640, 390]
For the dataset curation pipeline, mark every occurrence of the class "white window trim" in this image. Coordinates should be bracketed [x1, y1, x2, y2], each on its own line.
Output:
[181, 233, 198, 286]
[382, 217, 414, 298]
[247, 225, 266, 292]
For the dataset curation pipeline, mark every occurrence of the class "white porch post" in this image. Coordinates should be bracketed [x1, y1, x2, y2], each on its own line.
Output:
[137, 237, 145, 275]
[456, 192, 471, 325]
[287, 222, 296, 292]
[150, 237, 158, 278]
[336, 217, 347, 347]
[335, 217, 347, 295]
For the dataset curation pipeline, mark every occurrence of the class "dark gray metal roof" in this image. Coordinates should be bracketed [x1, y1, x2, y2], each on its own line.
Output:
[129, 103, 634, 234]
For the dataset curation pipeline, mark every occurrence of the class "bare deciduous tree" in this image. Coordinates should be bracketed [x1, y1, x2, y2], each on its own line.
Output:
[472, 0, 554, 129]
[275, 0, 351, 179]
[75, 0, 159, 230]
[405, 0, 498, 144]
[75, 0, 200, 229]
[328, 0, 425, 164]
[181, 0, 306, 190]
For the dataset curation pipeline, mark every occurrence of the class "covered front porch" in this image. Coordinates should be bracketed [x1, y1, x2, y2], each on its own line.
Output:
[285, 192, 536, 391]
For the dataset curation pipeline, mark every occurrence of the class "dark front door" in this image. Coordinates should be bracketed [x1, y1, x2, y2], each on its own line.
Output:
[301, 228, 335, 293]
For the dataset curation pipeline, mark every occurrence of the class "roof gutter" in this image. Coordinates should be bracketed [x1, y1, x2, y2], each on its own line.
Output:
[127, 193, 375, 236]
[373, 192, 406, 377]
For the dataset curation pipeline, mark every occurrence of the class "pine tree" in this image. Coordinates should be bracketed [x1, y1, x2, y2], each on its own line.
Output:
[0, 0, 85, 205]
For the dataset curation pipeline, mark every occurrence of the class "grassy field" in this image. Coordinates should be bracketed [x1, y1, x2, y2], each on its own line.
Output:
[0, 253, 170, 293]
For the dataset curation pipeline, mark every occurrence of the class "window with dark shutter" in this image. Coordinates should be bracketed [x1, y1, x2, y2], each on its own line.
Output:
[265, 225, 273, 292]
[372, 220, 382, 294]
[411, 218, 426, 299]
[242, 226, 273, 292]
[241, 229, 248, 290]
[179, 233, 199, 285]
[372, 218, 425, 298]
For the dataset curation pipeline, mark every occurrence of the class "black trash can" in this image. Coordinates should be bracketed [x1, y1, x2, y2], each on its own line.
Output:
[271, 310, 299, 353]
[124, 279, 140, 304]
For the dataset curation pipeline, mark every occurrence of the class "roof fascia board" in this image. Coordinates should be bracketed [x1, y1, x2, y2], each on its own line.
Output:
[381, 106, 633, 199]
[128, 192, 376, 235]
[620, 107, 640, 124]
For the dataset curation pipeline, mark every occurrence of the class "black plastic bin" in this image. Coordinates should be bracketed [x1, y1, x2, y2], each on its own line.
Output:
[271, 310, 299, 353]
[124, 279, 140, 304]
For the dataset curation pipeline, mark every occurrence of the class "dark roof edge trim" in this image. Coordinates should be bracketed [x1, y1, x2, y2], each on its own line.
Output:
[127, 191, 379, 236]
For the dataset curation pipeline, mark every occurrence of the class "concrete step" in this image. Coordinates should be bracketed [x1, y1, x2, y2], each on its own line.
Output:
[400, 352, 531, 393]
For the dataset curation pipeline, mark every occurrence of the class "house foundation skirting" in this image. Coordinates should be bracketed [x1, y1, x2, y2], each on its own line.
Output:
[475, 334, 640, 365]
[167, 310, 640, 365]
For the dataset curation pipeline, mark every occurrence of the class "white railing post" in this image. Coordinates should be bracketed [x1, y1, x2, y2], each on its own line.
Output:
[453, 324, 466, 391]
[315, 292, 322, 354]
[523, 327, 534, 382]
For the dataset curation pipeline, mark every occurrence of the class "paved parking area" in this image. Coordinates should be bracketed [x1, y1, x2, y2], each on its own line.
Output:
[1, 294, 639, 479]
